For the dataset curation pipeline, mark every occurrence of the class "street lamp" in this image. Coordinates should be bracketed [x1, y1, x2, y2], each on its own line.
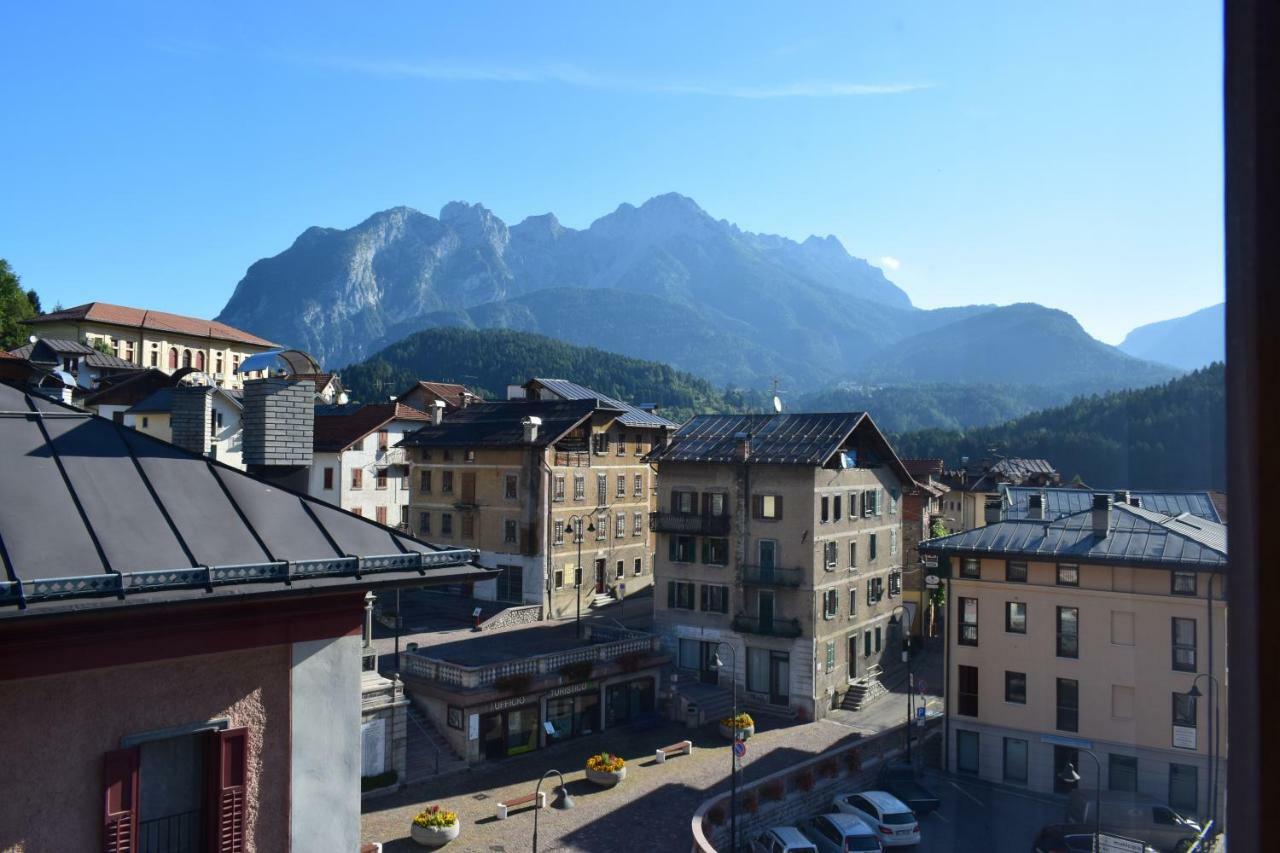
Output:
[531, 768, 574, 853]
[565, 515, 595, 638]
[1058, 749, 1102, 853]
[891, 604, 913, 762]
[713, 643, 740, 853]
[1189, 673, 1221, 824]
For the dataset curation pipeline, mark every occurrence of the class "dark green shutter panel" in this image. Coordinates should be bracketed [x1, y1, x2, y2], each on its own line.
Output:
[667, 581, 676, 608]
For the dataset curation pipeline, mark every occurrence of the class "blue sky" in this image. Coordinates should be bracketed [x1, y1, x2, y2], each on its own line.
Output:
[1, 1, 1222, 343]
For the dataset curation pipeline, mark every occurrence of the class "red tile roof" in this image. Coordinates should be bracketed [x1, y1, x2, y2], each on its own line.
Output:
[314, 402, 430, 452]
[400, 380, 479, 410]
[901, 458, 945, 481]
[29, 302, 277, 348]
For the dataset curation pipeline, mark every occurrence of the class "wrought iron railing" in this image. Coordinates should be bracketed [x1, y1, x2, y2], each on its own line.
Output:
[740, 565, 804, 587]
[400, 633, 660, 690]
[649, 511, 731, 536]
[732, 615, 803, 638]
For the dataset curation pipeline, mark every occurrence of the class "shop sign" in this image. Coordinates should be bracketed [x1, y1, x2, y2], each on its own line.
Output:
[545, 681, 598, 700]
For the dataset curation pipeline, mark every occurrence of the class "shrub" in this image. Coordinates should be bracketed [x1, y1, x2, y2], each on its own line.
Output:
[707, 804, 726, 826]
[817, 757, 839, 779]
[721, 712, 754, 729]
[586, 752, 626, 773]
[559, 660, 594, 682]
[794, 767, 815, 792]
[762, 778, 785, 802]
[494, 673, 533, 694]
[360, 770, 398, 792]
[742, 790, 760, 814]
[412, 805, 458, 829]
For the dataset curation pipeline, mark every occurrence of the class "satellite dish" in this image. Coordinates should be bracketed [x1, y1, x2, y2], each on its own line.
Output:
[773, 395, 783, 413]
[28, 335, 36, 344]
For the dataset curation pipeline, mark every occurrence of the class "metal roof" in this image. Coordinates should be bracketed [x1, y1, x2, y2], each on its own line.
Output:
[0, 381, 486, 619]
[399, 399, 600, 448]
[9, 339, 138, 371]
[919, 502, 1227, 569]
[648, 412, 867, 465]
[126, 386, 244, 415]
[1002, 486, 1222, 523]
[528, 378, 678, 429]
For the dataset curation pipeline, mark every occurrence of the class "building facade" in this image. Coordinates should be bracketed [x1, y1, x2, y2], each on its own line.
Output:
[25, 301, 277, 389]
[921, 493, 1227, 822]
[938, 457, 1061, 532]
[648, 413, 915, 721]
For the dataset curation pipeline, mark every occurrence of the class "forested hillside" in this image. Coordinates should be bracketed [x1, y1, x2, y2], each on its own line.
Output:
[891, 363, 1226, 490]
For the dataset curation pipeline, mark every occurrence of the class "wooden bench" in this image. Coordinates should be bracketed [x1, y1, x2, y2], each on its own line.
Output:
[654, 739, 694, 764]
[495, 790, 546, 820]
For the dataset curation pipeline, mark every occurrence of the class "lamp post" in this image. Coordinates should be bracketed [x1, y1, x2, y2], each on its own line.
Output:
[531, 768, 575, 853]
[1189, 673, 1221, 825]
[1058, 750, 1102, 853]
[713, 643, 739, 853]
[891, 604, 913, 762]
[565, 514, 595, 638]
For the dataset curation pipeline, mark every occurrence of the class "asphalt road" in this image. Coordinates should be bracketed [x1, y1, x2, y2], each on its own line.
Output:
[911, 769, 1066, 853]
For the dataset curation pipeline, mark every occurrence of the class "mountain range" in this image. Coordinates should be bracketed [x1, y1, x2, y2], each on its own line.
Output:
[216, 193, 1182, 393]
[1118, 302, 1223, 371]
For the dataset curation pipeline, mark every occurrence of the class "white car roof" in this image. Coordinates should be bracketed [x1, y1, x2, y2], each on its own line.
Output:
[820, 813, 876, 836]
[859, 790, 912, 813]
[768, 826, 816, 848]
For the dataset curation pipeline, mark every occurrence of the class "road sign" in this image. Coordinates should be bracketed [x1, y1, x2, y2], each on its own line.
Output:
[733, 740, 747, 758]
[924, 574, 940, 588]
[1098, 833, 1147, 853]
[916, 678, 928, 695]
[916, 706, 926, 720]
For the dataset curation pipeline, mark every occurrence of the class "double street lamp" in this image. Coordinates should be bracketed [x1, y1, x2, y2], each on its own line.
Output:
[1189, 673, 1221, 825]
[563, 514, 595, 638]
[891, 604, 914, 761]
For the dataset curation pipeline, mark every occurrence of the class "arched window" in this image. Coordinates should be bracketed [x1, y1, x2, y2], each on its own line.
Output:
[182, 350, 192, 368]
[168, 347, 178, 369]
[195, 351, 205, 371]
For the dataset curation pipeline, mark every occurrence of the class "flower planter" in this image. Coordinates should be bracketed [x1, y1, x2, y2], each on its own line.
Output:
[719, 723, 754, 741]
[410, 821, 459, 848]
[585, 765, 627, 786]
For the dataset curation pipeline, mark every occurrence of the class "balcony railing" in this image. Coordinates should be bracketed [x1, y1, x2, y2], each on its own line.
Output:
[650, 511, 731, 536]
[740, 565, 804, 588]
[554, 450, 591, 467]
[732, 615, 803, 638]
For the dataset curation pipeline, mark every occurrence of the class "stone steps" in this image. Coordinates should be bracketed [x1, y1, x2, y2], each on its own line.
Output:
[588, 592, 616, 608]
[403, 703, 469, 783]
[841, 676, 889, 712]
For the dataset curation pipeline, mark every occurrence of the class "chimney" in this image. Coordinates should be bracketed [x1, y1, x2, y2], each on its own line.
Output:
[1027, 492, 1045, 520]
[432, 399, 446, 425]
[733, 431, 751, 462]
[1129, 495, 1142, 508]
[1113, 490, 1131, 506]
[1092, 493, 1113, 537]
[983, 495, 1002, 524]
[171, 384, 214, 457]
[522, 416, 542, 443]
[242, 377, 315, 490]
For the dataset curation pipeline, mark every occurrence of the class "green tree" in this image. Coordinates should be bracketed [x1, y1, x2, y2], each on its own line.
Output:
[0, 259, 39, 350]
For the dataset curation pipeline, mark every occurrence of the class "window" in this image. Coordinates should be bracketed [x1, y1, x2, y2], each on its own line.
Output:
[633, 435, 644, 456]
[574, 475, 585, 501]
[667, 581, 695, 610]
[351, 468, 363, 489]
[616, 560, 624, 579]
[505, 474, 518, 500]
[442, 450, 453, 462]
[888, 570, 901, 597]
[821, 496, 830, 523]
[633, 511, 643, 535]
[375, 506, 387, 525]
[700, 585, 729, 613]
[869, 533, 878, 561]
[1110, 755, 1138, 792]
[1003, 737, 1028, 783]
[1172, 618, 1197, 672]
[961, 558, 980, 579]
[168, 347, 178, 369]
[866, 576, 884, 605]
[417, 469, 432, 492]
[616, 474, 625, 498]
[1057, 678, 1079, 732]
[440, 512, 452, 535]
[746, 647, 771, 694]
[352, 507, 363, 517]
[495, 565, 523, 603]
[834, 494, 842, 521]
[149, 349, 158, 367]
[890, 488, 899, 514]
[1172, 571, 1197, 595]
[504, 519, 517, 544]
[826, 640, 836, 672]
[673, 490, 696, 514]
[848, 541, 858, 569]
[378, 429, 389, 451]
[554, 563, 566, 589]
[441, 471, 454, 494]
[847, 492, 858, 520]
[616, 436, 626, 456]
[633, 557, 643, 576]
[956, 730, 979, 775]
[634, 474, 643, 497]
[1173, 691, 1197, 729]
[460, 514, 475, 539]
[553, 475, 565, 502]
[1057, 606, 1079, 658]
[670, 535, 696, 562]
[1006, 561, 1028, 582]
[615, 512, 625, 538]
[418, 512, 430, 535]
[1168, 764, 1198, 812]
[849, 586, 857, 616]
[862, 489, 880, 517]
[957, 665, 978, 716]
[323, 467, 334, 490]
[591, 432, 610, 455]
[875, 625, 882, 651]
[890, 527, 898, 557]
[752, 494, 782, 520]
[822, 588, 839, 619]
[399, 508, 408, 535]
[823, 541, 838, 569]
[864, 630, 872, 658]
[703, 538, 729, 565]
[1006, 601, 1027, 634]
[959, 597, 978, 646]
[1057, 563, 1080, 586]
[375, 467, 387, 490]
[597, 474, 607, 506]
[1005, 671, 1027, 704]
[553, 520, 564, 544]
[596, 513, 607, 540]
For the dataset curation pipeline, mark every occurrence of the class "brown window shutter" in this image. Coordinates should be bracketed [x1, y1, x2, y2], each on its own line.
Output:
[103, 747, 139, 853]
[751, 495, 762, 519]
[775, 495, 784, 519]
[461, 472, 476, 504]
[207, 727, 248, 853]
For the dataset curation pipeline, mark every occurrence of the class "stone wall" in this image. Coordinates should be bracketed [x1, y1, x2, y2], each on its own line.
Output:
[479, 603, 542, 630]
[242, 377, 314, 468]
[171, 385, 212, 456]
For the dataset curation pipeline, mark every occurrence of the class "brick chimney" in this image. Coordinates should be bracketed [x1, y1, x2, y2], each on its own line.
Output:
[432, 399, 446, 425]
[1092, 493, 1113, 537]
[983, 495, 1002, 524]
[171, 385, 214, 457]
[734, 431, 751, 462]
[242, 377, 315, 490]
[522, 416, 541, 443]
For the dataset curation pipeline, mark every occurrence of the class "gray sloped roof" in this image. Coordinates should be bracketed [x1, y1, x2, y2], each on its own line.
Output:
[529, 378, 678, 429]
[920, 502, 1227, 569]
[0, 381, 487, 619]
[126, 386, 244, 415]
[10, 338, 137, 371]
[649, 412, 866, 465]
[399, 399, 600, 448]
[1002, 485, 1222, 523]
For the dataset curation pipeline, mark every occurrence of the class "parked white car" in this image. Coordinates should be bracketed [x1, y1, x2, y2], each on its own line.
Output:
[831, 791, 921, 847]
[751, 826, 820, 853]
[796, 812, 884, 852]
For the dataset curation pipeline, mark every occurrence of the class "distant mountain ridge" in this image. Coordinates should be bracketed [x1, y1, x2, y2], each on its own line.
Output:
[1118, 303, 1223, 371]
[217, 194, 1181, 393]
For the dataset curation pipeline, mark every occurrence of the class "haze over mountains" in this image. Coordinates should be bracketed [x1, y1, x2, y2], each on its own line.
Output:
[1118, 302, 1224, 371]
[217, 194, 1182, 393]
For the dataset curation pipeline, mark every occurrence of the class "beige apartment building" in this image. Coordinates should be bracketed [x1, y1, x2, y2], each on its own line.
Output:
[921, 492, 1227, 822]
[399, 381, 675, 615]
[648, 413, 916, 721]
[26, 301, 277, 389]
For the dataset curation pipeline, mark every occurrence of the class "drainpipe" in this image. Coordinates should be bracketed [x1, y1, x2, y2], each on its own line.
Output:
[942, 570, 952, 773]
[1206, 563, 1223, 824]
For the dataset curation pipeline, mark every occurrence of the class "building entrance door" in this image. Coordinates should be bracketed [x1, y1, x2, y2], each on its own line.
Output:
[768, 651, 790, 706]
[848, 635, 859, 680]
[699, 641, 719, 685]
[594, 558, 605, 593]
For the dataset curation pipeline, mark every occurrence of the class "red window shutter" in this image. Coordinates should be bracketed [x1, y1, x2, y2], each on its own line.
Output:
[103, 747, 139, 853]
[207, 727, 248, 853]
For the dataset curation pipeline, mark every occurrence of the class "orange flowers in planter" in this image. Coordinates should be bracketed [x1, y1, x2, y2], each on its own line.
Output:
[586, 752, 625, 773]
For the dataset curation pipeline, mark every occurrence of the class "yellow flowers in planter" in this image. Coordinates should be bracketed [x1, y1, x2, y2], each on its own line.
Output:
[586, 752, 626, 773]
[412, 805, 458, 829]
[721, 712, 754, 729]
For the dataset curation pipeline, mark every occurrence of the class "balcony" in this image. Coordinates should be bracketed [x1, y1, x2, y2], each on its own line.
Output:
[554, 449, 591, 468]
[740, 565, 804, 588]
[732, 615, 803, 638]
[649, 511, 730, 536]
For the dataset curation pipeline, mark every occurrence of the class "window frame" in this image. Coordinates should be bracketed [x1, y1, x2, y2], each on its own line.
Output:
[957, 665, 979, 717]
[961, 557, 981, 579]
[1056, 677, 1080, 732]
[1006, 601, 1027, 634]
[959, 597, 979, 646]
[1171, 571, 1197, 595]
[1056, 606, 1080, 658]
[1005, 670, 1027, 704]
[1006, 560, 1028, 582]
[1056, 563, 1080, 586]
[1172, 617, 1197, 672]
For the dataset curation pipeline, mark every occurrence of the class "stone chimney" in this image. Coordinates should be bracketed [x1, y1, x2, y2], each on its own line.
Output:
[984, 495, 1002, 524]
[242, 377, 315, 488]
[734, 431, 751, 462]
[1092, 493, 1113, 537]
[432, 399, 446, 425]
[522, 416, 541, 443]
[171, 385, 214, 457]
[1027, 492, 1045, 520]
[1113, 490, 1131, 507]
